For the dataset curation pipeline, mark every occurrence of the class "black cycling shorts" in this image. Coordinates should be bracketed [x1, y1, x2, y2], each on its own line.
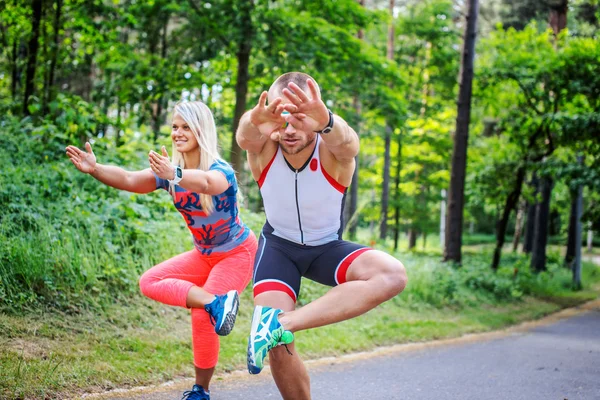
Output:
[252, 228, 371, 302]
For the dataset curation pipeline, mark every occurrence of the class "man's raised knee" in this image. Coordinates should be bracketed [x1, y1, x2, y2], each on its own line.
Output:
[380, 259, 407, 300]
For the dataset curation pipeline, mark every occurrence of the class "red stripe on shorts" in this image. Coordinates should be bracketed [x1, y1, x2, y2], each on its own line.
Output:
[336, 248, 371, 284]
[254, 280, 297, 302]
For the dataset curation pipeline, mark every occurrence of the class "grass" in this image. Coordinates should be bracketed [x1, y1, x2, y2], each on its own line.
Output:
[1, 249, 599, 400]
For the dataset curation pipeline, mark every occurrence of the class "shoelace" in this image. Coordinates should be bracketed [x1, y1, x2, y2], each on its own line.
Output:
[181, 389, 207, 400]
[205, 300, 218, 327]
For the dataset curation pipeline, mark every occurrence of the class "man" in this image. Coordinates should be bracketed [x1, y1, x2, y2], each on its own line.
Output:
[236, 72, 407, 400]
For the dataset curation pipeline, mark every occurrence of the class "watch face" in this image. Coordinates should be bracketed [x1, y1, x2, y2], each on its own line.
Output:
[176, 168, 183, 178]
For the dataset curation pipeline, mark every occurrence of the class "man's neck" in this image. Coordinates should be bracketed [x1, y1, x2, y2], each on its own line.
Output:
[281, 139, 317, 170]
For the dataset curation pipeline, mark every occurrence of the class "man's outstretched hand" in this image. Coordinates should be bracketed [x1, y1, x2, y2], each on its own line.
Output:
[281, 78, 329, 133]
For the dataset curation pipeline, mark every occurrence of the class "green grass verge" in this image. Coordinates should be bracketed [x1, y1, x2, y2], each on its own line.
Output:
[2, 251, 598, 400]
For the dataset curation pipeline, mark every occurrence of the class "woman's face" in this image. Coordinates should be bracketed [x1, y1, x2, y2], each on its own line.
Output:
[171, 114, 200, 154]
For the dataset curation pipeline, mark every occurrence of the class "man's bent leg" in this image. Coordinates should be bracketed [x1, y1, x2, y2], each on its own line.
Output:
[255, 291, 311, 400]
[279, 250, 407, 333]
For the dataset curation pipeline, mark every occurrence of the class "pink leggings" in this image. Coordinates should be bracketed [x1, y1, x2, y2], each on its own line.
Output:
[139, 233, 257, 368]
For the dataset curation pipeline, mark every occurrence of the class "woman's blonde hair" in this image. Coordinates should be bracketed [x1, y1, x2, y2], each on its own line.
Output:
[170, 101, 222, 215]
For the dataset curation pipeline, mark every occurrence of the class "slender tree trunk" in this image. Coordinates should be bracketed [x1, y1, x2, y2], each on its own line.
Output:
[531, 177, 554, 272]
[549, 0, 568, 36]
[444, 0, 479, 263]
[492, 165, 526, 269]
[587, 228, 593, 253]
[11, 39, 19, 100]
[379, 0, 395, 240]
[230, 0, 254, 177]
[565, 188, 578, 267]
[380, 125, 392, 239]
[43, 0, 63, 116]
[393, 131, 403, 251]
[572, 156, 583, 289]
[346, 0, 364, 241]
[523, 175, 539, 253]
[440, 189, 447, 248]
[23, 0, 43, 116]
[152, 16, 170, 141]
[408, 229, 418, 250]
[512, 200, 526, 252]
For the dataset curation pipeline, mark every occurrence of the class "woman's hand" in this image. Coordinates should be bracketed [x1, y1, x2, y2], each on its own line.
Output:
[149, 146, 175, 180]
[66, 142, 97, 174]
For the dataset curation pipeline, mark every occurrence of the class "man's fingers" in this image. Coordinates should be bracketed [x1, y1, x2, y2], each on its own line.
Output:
[266, 97, 282, 113]
[288, 82, 310, 103]
[258, 91, 268, 108]
[270, 131, 281, 142]
[307, 78, 321, 100]
[285, 114, 305, 129]
[282, 104, 298, 113]
[85, 142, 93, 154]
[282, 88, 302, 106]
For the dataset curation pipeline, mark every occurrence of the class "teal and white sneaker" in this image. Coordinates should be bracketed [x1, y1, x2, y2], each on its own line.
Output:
[247, 306, 294, 374]
[204, 290, 239, 336]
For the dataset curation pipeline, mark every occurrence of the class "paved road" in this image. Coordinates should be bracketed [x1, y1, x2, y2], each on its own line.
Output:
[95, 304, 600, 400]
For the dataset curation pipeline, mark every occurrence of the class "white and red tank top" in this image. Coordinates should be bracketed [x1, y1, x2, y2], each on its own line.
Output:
[257, 135, 347, 246]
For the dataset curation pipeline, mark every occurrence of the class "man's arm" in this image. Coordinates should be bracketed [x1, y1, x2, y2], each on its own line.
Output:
[236, 91, 286, 155]
[318, 114, 360, 162]
[236, 111, 269, 155]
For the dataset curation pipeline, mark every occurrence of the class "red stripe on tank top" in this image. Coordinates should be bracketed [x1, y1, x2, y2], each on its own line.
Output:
[257, 150, 278, 189]
[320, 161, 346, 194]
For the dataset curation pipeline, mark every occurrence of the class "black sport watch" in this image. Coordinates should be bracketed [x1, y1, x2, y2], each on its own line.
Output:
[315, 109, 334, 135]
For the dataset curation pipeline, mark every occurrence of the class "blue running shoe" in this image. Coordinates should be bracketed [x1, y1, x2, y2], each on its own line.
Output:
[181, 384, 210, 400]
[247, 306, 294, 374]
[205, 290, 239, 336]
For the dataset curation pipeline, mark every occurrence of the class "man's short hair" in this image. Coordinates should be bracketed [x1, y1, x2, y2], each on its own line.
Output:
[268, 72, 320, 99]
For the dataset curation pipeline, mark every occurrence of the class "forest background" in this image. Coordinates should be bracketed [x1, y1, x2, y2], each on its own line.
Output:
[1, 0, 599, 399]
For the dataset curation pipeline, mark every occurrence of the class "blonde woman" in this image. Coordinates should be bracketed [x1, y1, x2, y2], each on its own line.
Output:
[66, 101, 257, 400]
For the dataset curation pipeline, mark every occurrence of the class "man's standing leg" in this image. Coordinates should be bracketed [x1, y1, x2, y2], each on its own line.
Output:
[256, 291, 311, 400]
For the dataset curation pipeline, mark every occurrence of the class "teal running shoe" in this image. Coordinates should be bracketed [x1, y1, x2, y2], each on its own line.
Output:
[204, 290, 239, 336]
[181, 384, 210, 400]
[247, 305, 294, 374]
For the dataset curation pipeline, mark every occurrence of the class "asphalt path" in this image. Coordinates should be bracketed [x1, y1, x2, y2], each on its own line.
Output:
[88, 300, 600, 400]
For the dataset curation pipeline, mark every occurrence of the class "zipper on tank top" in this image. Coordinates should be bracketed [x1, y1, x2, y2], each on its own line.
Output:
[294, 170, 305, 244]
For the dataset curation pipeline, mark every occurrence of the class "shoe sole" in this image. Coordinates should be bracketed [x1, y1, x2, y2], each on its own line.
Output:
[247, 305, 264, 374]
[216, 290, 239, 336]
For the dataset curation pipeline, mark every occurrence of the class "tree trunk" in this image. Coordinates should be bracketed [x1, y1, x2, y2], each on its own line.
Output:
[43, 0, 63, 116]
[444, 0, 479, 264]
[23, 0, 43, 116]
[440, 189, 447, 248]
[512, 200, 526, 252]
[152, 16, 170, 141]
[379, 0, 395, 240]
[346, 1, 364, 241]
[408, 229, 418, 250]
[572, 165, 583, 289]
[230, 1, 254, 178]
[531, 177, 554, 272]
[587, 228, 593, 253]
[492, 165, 526, 269]
[11, 39, 19, 101]
[565, 188, 578, 267]
[380, 125, 392, 239]
[549, 0, 568, 36]
[393, 130, 403, 251]
[523, 175, 539, 253]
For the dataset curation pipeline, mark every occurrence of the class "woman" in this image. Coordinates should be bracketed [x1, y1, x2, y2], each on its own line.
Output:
[66, 101, 257, 400]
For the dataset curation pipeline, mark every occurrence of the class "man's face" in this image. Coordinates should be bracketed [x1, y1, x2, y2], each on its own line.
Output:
[272, 97, 317, 156]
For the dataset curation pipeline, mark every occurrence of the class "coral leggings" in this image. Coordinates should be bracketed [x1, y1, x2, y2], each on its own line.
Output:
[139, 233, 257, 368]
